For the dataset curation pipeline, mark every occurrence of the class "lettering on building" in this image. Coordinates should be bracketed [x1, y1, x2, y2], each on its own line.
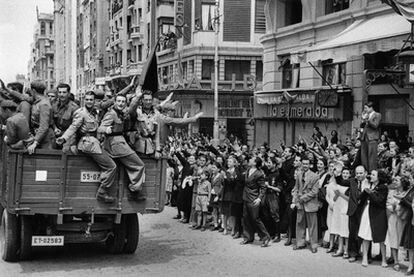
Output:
[268, 105, 329, 120]
[175, 0, 184, 27]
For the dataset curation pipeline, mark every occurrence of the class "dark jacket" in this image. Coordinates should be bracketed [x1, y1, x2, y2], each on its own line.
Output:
[359, 182, 388, 243]
[280, 157, 295, 204]
[242, 168, 266, 204]
[222, 168, 241, 202]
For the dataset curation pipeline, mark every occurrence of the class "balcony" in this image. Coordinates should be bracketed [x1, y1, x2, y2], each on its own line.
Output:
[127, 62, 142, 75]
[45, 46, 55, 55]
[130, 26, 142, 39]
[128, 0, 135, 9]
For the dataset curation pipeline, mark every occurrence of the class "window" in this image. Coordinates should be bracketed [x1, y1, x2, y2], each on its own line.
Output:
[138, 8, 142, 21]
[147, 0, 150, 12]
[255, 0, 266, 33]
[138, 45, 142, 61]
[196, 3, 215, 31]
[182, 62, 188, 80]
[49, 22, 53, 35]
[188, 60, 194, 77]
[281, 59, 300, 88]
[285, 0, 302, 26]
[202, 59, 214, 80]
[322, 61, 346, 85]
[162, 67, 169, 84]
[325, 0, 349, 14]
[40, 22, 46, 35]
[225, 60, 250, 81]
[256, 61, 263, 82]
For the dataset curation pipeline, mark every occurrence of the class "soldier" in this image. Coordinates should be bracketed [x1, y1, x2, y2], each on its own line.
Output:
[0, 100, 33, 149]
[27, 81, 56, 154]
[98, 94, 146, 201]
[0, 80, 32, 124]
[53, 83, 79, 143]
[56, 91, 117, 203]
[129, 89, 203, 158]
[46, 88, 58, 106]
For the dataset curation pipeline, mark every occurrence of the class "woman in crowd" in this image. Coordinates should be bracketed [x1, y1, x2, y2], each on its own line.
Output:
[316, 158, 330, 247]
[358, 169, 389, 267]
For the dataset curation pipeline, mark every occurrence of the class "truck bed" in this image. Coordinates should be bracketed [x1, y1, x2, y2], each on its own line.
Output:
[0, 148, 166, 216]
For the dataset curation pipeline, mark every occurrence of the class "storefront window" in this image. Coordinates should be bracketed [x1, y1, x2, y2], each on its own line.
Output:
[325, 0, 349, 15]
[225, 60, 250, 81]
[322, 61, 346, 85]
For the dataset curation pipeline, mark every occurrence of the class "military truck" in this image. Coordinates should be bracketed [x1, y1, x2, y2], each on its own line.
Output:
[0, 131, 166, 261]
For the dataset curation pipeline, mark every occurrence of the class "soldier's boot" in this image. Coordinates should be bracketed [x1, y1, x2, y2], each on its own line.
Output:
[96, 190, 115, 203]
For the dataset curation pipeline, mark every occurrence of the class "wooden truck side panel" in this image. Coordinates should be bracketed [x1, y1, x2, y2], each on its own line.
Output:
[2, 149, 166, 216]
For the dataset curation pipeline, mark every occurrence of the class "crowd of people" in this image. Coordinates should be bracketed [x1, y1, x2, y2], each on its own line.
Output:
[0, 77, 201, 203]
[164, 102, 414, 274]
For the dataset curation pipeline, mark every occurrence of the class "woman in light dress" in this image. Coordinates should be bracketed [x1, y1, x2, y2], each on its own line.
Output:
[385, 176, 410, 271]
[330, 167, 351, 258]
[325, 161, 342, 253]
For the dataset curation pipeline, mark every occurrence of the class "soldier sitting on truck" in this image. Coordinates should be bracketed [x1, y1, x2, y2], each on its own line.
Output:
[56, 91, 117, 203]
[27, 81, 56, 154]
[0, 79, 32, 124]
[98, 94, 146, 201]
[0, 100, 34, 149]
[53, 83, 79, 152]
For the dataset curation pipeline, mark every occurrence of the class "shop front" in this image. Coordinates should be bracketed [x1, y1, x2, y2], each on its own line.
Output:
[158, 90, 254, 144]
[254, 87, 353, 147]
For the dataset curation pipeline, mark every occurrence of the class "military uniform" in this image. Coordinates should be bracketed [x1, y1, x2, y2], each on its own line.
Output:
[31, 96, 55, 149]
[61, 107, 117, 196]
[53, 100, 79, 152]
[5, 112, 33, 149]
[98, 107, 145, 192]
[131, 107, 160, 155]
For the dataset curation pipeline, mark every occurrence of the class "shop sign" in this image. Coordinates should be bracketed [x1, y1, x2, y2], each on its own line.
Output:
[175, 0, 184, 27]
[267, 104, 329, 120]
[179, 97, 252, 118]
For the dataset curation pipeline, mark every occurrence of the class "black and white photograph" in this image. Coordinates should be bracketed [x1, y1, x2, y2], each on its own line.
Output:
[1, 0, 414, 276]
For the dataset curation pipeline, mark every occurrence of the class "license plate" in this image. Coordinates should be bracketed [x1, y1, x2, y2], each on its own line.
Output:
[32, 236, 64, 246]
[80, 171, 101, 182]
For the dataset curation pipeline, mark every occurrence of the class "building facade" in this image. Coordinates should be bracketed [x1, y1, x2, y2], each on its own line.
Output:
[76, 0, 110, 93]
[157, 0, 265, 144]
[28, 12, 55, 90]
[255, 0, 414, 148]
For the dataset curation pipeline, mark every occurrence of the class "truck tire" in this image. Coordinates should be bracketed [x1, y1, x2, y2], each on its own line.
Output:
[123, 214, 139, 254]
[20, 215, 33, 260]
[0, 209, 19, 262]
[106, 218, 126, 254]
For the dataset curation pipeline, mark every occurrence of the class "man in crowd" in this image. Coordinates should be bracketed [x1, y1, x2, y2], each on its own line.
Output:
[98, 94, 146, 201]
[360, 101, 381, 172]
[347, 165, 369, 263]
[56, 91, 117, 203]
[53, 83, 79, 151]
[27, 81, 55, 154]
[0, 100, 33, 149]
[291, 157, 319, 253]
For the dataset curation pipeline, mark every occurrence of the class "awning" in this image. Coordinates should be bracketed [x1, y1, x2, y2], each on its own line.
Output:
[302, 13, 412, 62]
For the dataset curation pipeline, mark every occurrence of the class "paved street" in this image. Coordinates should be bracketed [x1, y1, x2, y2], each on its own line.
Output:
[0, 207, 406, 277]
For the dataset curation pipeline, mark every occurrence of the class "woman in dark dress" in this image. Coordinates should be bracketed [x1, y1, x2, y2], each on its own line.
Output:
[316, 158, 330, 246]
[399, 180, 414, 274]
[358, 169, 389, 267]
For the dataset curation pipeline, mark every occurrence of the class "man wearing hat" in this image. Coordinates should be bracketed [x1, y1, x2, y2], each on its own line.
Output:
[0, 100, 33, 149]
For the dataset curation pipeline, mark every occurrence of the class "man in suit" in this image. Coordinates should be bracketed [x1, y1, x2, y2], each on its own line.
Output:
[360, 102, 381, 172]
[241, 157, 271, 247]
[291, 157, 319, 253]
[347, 165, 369, 262]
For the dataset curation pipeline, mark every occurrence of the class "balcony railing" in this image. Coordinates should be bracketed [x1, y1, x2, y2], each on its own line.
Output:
[130, 26, 142, 39]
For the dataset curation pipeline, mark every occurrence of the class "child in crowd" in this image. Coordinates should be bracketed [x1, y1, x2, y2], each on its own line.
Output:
[194, 169, 212, 231]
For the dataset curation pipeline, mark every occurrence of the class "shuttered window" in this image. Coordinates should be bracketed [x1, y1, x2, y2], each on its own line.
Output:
[223, 0, 251, 42]
[255, 0, 266, 33]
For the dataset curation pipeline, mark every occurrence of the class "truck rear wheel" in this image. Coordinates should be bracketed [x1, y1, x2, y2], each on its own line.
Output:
[106, 218, 126, 254]
[123, 214, 139, 254]
[20, 215, 33, 260]
[0, 209, 19, 262]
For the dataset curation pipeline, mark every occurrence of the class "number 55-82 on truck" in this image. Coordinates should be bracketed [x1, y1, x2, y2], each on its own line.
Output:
[0, 134, 167, 262]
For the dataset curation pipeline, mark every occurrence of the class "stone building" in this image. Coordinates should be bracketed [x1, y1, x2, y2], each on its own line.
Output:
[254, 0, 414, 148]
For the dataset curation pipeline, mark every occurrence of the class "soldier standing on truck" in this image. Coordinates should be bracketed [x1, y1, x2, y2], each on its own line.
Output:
[0, 100, 33, 149]
[56, 91, 117, 203]
[27, 81, 56, 154]
[53, 83, 79, 152]
[98, 94, 146, 201]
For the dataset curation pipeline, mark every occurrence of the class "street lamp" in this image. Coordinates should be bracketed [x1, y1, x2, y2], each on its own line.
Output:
[213, 0, 219, 145]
